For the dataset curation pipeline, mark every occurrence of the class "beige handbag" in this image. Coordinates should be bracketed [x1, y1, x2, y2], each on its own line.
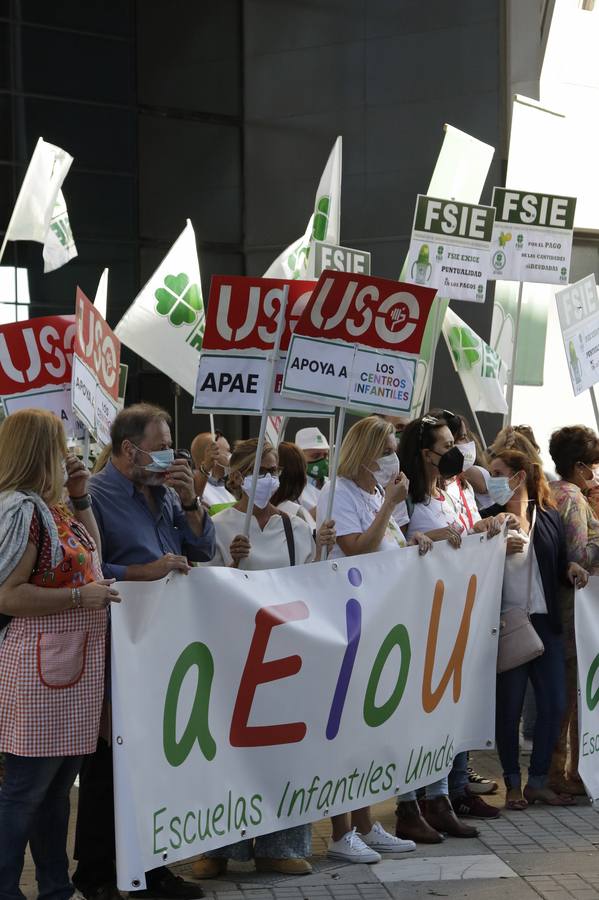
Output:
[497, 514, 545, 674]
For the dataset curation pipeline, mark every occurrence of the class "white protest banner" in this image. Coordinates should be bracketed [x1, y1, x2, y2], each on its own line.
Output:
[406, 196, 495, 304]
[576, 578, 599, 803]
[265, 137, 342, 280]
[72, 288, 120, 443]
[555, 275, 599, 398]
[0, 314, 85, 437]
[111, 532, 506, 888]
[0, 138, 77, 271]
[193, 276, 333, 417]
[443, 307, 508, 415]
[490, 188, 576, 284]
[309, 241, 371, 277]
[282, 271, 436, 414]
[115, 221, 205, 395]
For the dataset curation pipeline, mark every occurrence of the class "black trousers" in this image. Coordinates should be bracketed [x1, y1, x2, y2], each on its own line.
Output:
[73, 737, 166, 891]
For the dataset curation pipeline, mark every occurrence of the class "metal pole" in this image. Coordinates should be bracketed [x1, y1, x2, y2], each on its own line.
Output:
[470, 409, 487, 451]
[242, 285, 289, 538]
[505, 281, 523, 427]
[173, 382, 180, 447]
[590, 386, 599, 432]
[323, 405, 346, 529]
[423, 298, 444, 413]
[209, 414, 216, 436]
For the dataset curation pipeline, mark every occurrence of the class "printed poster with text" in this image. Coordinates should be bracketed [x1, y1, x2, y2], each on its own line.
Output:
[193, 276, 333, 416]
[72, 288, 121, 444]
[490, 188, 576, 284]
[405, 196, 495, 303]
[281, 271, 436, 414]
[555, 274, 599, 397]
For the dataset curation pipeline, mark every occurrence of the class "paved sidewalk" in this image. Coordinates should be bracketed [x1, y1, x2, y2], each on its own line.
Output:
[21, 751, 599, 900]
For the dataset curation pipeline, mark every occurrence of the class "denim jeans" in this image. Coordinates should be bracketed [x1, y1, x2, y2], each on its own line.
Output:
[0, 753, 82, 900]
[495, 614, 566, 790]
[448, 752, 469, 799]
[398, 776, 448, 802]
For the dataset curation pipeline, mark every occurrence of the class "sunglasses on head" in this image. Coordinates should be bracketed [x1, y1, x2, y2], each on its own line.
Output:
[418, 415, 440, 447]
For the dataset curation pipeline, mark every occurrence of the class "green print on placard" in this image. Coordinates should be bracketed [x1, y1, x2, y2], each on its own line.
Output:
[155, 273, 203, 327]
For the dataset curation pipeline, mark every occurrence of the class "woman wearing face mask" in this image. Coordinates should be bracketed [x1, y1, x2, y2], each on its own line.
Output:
[545, 426, 599, 797]
[271, 441, 317, 530]
[193, 439, 335, 879]
[0, 409, 121, 900]
[393, 416, 499, 843]
[484, 448, 588, 809]
[313, 417, 436, 859]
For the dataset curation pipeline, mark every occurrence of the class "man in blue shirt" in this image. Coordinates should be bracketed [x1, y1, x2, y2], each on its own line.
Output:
[73, 403, 214, 900]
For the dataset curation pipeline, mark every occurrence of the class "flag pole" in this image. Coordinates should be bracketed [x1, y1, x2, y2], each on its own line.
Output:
[322, 406, 346, 558]
[242, 286, 289, 539]
[209, 414, 216, 436]
[470, 408, 487, 451]
[423, 298, 444, 413]
[590, 386, 599, 432]
[173, 382, 180, 448]
[0, 234, 9, 267]
[504, 281, 523, 427]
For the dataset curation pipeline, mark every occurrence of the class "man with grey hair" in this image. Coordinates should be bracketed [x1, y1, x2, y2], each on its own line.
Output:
[73, 403, 214, 900]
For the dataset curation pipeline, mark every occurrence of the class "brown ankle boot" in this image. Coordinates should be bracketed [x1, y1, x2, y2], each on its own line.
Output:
[421, 795, 479, 838]
[395, 799, 444, 843]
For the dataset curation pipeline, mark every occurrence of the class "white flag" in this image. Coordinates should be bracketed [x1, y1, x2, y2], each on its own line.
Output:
[115, 220, 205, 395]
[264, 136, 342, 279]
[4, 138, 77, 272]
[42, 189, 78, 273]
[443, 307, 508, 414]
[94, 268, 109, 320]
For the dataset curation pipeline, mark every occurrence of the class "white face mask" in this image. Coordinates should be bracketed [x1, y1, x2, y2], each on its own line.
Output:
[241, 473, 280, 509]
[457, 440, 476, 471]
[580, 463, 599, 490]
[372, 452, 400, 486]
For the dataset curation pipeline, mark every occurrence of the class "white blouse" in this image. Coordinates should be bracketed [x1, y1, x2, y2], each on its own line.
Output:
[209, 506, 315, 570]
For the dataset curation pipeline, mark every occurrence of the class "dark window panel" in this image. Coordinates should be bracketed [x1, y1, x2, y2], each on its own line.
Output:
[20, 0, 133, 37]
[21, 26, 134, 104]
[66, 171, 136, 240]
[0, 97, 12, 159]
[24, 98, 136, 172]
[0, 21, 9, 88]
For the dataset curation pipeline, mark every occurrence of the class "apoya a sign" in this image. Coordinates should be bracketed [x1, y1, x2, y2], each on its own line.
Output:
[0, 315, 75, 395]
[75, 288, 120, 400]
[202, 277, 315, 353]
[294, 271, 436, 352]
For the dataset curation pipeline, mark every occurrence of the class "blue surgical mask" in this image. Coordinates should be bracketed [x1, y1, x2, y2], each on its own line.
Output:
[487, 475, 517, 506]
[133, 444, 174, 472]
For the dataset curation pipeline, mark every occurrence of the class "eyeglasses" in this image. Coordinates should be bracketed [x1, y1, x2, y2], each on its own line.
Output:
[258, 467, 281, 478]
[418, 415, 439, 447]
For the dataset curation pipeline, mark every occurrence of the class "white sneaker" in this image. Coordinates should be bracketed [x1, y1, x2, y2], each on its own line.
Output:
[360, 820, 416, 854]
[327, 827, 382, 864]
[69, 891, 86, 900]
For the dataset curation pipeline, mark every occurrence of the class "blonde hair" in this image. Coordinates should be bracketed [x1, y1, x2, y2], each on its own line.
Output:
[92, 443, 112, 474]
[338, 416, 394, 481]
[229, 438, 275, 475]
[0, 408, 67, 505]
[488, 426, 542, 466]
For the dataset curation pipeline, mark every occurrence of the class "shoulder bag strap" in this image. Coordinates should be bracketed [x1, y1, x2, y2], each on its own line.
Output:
[280, 512, 296, 567]
[526, 506, 537, 614]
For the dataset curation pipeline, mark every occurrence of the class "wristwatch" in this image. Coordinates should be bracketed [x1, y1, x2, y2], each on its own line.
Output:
[181, 496, 201, 512]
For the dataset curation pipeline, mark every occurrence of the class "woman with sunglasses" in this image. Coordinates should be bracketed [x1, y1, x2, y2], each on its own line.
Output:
[0, 409, 121, 900]
[193, 438, 335, 879]
[393, 414, 502, 843]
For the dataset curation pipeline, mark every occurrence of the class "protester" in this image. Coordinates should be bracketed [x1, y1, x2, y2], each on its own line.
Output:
[271, 441, 317, 529]
[0, 409, 120, 900]
[73, 403, 215, 900]
[192, 438, 335, 877]
[314, 417, 435, 858]
[393, 415, 499, 841]
[295, 427, 329, 518]
[485, 448, 588, 809]
[191, 431, 235, 512]
[547, 426, 599, 796]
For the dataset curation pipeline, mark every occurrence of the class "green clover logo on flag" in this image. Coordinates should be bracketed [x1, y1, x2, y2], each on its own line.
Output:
[447, 325, 481, 371]
[155, 273, 203, 326]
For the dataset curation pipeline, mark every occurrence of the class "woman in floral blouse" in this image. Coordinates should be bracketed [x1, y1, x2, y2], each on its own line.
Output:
[548, 425, 599, 796]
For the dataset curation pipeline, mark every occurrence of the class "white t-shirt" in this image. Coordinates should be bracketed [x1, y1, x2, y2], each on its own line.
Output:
[209, 506, 315, 569]
[392, 499, 410, 528]
[502, 511, 547, 615]
[300, 478, 325, 516]
[201, 480, 235, 510]
[277, 499, 316, 532]
[407, 491, 465, 540]
[316, 477, 406, 559]
[445, 478, 481, 530]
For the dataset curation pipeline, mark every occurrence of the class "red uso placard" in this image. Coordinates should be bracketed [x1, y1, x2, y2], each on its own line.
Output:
[202, 277, 316, 353]
[293, 270, 437, 352]
[75, 287, 121, 400]
[0, 315, 76, 395]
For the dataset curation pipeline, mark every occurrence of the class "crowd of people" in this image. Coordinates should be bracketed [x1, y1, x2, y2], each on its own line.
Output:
[0, 402, 596, 900]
